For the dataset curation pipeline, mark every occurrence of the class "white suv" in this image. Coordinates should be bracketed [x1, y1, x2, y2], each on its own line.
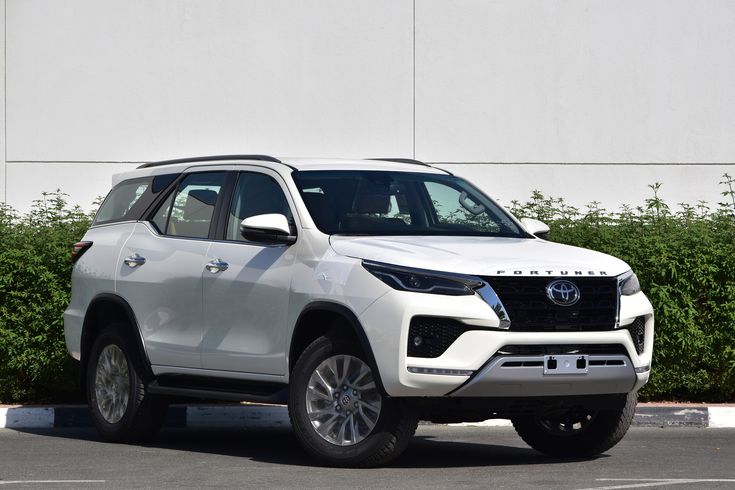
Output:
[64, 155, 654, 467]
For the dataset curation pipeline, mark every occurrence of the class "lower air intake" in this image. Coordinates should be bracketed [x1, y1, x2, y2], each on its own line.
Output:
[407, 316, 473, 358]
[627, 316, 646, 355]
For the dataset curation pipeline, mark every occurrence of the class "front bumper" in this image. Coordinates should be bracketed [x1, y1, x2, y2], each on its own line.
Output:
[358, 288, 654, 397]
[449, 354, 636, 397]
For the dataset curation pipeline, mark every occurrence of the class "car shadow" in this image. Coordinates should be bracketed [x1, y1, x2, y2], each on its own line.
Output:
[12, 426, 605, 469]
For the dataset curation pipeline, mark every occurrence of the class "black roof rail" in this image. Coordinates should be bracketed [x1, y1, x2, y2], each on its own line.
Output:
[138, 154, 282, 169]
[367, 158, 431, 167]
[367, 158, 453, 175]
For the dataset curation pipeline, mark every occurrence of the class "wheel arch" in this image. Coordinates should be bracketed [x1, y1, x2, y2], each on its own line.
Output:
[80, 293, 153, 392]
[289, 301, 386, 395]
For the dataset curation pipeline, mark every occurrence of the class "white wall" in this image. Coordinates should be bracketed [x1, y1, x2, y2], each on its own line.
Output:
[0, 0, 5, 204]
[3, 0, 734, 212]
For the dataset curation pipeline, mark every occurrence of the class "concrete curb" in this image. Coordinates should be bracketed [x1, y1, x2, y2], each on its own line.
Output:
[2, 404, 734, 430]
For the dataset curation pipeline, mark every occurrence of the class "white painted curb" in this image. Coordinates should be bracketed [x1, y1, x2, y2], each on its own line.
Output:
[450, 419, 513, 428]
[0, 407, 54, 429]
[708, 407, 735, 428]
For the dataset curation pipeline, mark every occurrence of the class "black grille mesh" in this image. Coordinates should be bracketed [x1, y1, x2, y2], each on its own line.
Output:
[407, 316, 473, 358]
[484, 276, 619, 331]
[627, 316, 646, 354]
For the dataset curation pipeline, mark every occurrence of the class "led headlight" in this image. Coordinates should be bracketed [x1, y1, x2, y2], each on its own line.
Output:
[362, 261, 483, 296]
[620, 270, 641, 295]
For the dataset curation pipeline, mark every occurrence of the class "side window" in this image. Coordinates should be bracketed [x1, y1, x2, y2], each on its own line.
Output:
[151, 172, 226, 239]
[93, 178, 150, 225]
[226, 173, 293, 241]
[94, 174, 178, 226]
[424, 181, 502, 233]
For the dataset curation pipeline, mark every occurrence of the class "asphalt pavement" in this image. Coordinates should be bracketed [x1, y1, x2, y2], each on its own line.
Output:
[1, 426, 734, 489]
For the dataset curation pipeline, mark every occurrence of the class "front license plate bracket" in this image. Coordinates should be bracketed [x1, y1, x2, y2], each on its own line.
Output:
[543, 354, 589, 375]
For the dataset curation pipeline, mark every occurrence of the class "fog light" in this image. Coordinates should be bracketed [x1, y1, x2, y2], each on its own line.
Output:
[413, 335, 423, 347]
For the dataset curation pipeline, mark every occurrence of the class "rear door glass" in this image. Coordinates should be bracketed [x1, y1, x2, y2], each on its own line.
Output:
[151, 172, 226, 239]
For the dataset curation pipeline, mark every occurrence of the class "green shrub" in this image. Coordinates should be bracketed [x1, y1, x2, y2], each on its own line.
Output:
[0, 192, 92, 403]
[0, 178, 733, 404]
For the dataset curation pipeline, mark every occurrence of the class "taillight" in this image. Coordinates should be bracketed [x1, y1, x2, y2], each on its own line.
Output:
[71, 241, 93, 264]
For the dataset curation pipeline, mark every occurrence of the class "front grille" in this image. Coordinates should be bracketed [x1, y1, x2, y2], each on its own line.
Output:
[496, 344, 629, 356]
[484, 276, 619, 331]
[627, 316, 646, 354]
[407, 316, 473, 358]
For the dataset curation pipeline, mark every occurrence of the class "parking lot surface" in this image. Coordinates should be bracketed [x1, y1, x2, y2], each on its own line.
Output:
[1, 426, 734, 489]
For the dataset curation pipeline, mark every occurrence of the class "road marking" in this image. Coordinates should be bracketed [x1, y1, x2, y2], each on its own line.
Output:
[579, 478, 735, 490]
[0, 481, 105, 486]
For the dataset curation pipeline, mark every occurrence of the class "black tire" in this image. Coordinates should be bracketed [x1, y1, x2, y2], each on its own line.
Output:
[289, 332, 418, 467]
[86, 324, 168, 442]
[512, 391, 638, 458]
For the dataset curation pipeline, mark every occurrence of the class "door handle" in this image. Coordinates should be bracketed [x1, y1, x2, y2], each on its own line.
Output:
[205, 258, 229, 273]
[123, 254, 146, 268]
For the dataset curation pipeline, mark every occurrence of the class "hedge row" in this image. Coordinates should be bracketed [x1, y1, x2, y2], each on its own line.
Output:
[1, 179, 734, 404]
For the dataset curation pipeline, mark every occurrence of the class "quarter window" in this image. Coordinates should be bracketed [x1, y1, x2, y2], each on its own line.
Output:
[94, 174, 178, 226]
[93, 179, 150, 225]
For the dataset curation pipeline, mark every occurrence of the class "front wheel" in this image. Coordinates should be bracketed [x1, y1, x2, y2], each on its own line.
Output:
[288, 333, 418, 467]
[512, 391, 638, 458]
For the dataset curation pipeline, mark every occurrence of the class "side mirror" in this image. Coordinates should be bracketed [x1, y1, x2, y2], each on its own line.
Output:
[240, 214, 297, 245]
[520, 217, 550, 240]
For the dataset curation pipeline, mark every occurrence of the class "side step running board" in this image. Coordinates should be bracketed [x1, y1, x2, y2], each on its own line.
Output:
[147, 375, 288, 405]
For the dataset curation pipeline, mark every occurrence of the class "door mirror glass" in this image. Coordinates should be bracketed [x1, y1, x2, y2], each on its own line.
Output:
[240, 214, 296, 244]
[520, 217, 550, 240]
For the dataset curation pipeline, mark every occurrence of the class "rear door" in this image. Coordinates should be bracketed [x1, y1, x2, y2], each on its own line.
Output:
[201, 169, 299, 375]
[116, 170, 228, 369]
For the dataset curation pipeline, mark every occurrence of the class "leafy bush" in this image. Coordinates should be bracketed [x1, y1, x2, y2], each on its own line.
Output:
[509, 175, 735, 401]
[0, 178, 733, 403]
[0, 192, 93, 403]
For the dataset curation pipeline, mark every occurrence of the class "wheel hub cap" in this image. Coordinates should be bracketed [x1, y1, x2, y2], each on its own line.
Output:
[305, 354, 382, 446]
[94, 344, 130, 424]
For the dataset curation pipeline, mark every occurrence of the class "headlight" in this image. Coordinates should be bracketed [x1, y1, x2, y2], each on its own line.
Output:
[620, 271, 641, 295]
[362, 261, 483, 296]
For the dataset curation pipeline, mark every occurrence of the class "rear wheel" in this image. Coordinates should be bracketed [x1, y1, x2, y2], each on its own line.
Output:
[86, 325, 168, 442]
[512, 391, 637, 457]
[289, 333, 417, 467]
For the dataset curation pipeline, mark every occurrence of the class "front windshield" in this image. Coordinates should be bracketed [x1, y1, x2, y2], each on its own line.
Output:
[292, 170, 529, 238]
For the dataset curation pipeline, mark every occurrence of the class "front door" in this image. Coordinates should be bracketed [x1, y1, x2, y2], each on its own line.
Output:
[201, 171, 298, 375]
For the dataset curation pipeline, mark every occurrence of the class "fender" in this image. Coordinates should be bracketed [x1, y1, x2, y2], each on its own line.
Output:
[292, 301, 387, 396]
[80, 293, 154, 390]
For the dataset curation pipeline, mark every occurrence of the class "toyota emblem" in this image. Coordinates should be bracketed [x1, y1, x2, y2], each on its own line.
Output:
[545, 279, 581, 306]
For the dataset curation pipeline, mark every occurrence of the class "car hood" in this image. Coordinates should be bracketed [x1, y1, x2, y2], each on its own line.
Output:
[329, 235, 630, 277]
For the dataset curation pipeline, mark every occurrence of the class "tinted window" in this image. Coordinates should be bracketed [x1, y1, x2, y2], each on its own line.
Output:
[93, 174, 178, 226]
[292, 170, 527, 238]
[226, 173, 293, 241]
[153, 172, 226, 239]
[94, 178, 150, 225]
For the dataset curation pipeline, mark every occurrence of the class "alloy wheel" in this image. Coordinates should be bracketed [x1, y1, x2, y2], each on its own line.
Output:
[305, 354, 382, 446]
[94, 344, 130, 424]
